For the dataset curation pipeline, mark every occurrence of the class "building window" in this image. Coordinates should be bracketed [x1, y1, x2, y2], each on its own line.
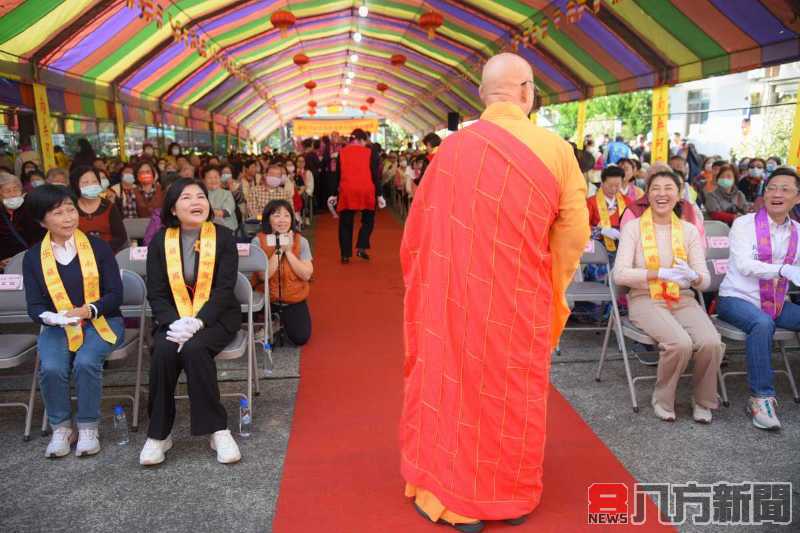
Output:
[687, 89, 710, 127]
[749, 91, 762, 115]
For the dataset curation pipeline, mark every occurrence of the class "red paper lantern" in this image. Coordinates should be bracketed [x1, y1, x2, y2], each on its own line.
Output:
[293, 53, 310, 68]
[308, 100, 317, 108]
[308, 109, 316, 116]
[304, 80, 317, 92]
[419, 11, 444, 39]
[271, 10, 296, 37]
[366, 97, 375, 104]
[390, 54, 407, 67]
[376, 82, 389, 93]
[360, 105, 368, 112]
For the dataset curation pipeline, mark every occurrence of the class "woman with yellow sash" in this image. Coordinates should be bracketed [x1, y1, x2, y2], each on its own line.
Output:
[613, 170, 724, 423]
[22, 185, 124, 458]
[140, 177, 242, 466]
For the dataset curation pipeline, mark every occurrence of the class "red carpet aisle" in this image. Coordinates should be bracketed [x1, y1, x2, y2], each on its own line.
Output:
[272, 211, 673, 532]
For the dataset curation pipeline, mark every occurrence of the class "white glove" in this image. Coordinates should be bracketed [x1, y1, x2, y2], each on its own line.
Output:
[377, 196, 387, 209]
[166, 317, 202, 346]
[781, 264, 800, 286]
[39, 311, 81, 327]
[327, 195, 339, 218]
[674, 259, 699, 283]
[657, 267, 686, 283]
[599, 227, 621, 240]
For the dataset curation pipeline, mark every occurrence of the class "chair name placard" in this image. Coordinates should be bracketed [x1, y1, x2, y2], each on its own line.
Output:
[0, 274, 23, 290]
[129, 247, 148, 261]
[237, 243, 251, 256]
[584, 240, 596, 254]
[707, 236, 729, 249]
[712, 259, 728, 275]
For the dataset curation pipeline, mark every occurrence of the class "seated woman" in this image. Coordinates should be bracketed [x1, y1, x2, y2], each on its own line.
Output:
[22, 184, 124, 458]
[1, 172, 44, 269]
[253, 200, 313, 346]
[704, 164, 750, 226]
[140, 177, 242, 466]
[613, 170, 724, 423]
[718, 168, 800, 430]
[71, 166, 128, 253]
[203, 166, 238, 232]
[133, 162, 164, 218]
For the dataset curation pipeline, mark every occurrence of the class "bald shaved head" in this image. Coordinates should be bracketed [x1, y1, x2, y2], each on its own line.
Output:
[479, 53, 535, 115]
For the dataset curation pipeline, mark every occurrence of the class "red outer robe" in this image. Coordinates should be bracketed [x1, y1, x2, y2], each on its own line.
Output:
[399, 119, 560, 520]
[337, 143, 375, 212]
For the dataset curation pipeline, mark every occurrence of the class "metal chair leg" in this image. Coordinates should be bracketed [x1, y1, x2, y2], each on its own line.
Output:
[24, 354, 39, 441]
[717, 366, 729, 407]
[778, 342, 800, 402]
[41, 408, 48, 437]
[596, 314, 615, 382]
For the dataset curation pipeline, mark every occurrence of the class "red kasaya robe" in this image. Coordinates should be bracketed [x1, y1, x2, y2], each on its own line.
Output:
[337, 143, 375, 212]
[400, 117, 575, 521]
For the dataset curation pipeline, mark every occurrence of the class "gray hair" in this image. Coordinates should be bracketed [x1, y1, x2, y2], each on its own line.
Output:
[46, 167, 68, 181]
[0, 171, 22, 189]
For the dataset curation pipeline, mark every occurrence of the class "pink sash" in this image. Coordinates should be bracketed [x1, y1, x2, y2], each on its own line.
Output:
[755, 208, 798, 318]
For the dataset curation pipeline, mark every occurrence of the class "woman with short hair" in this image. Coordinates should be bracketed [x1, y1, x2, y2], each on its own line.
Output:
[70, 166, 128, 253]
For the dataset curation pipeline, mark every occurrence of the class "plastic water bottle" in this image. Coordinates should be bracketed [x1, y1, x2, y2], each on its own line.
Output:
[239, 398, 252, 437]
[113, 405, 130, 445]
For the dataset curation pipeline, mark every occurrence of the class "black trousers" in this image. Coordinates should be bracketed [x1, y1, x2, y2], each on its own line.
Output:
[338, 209, 375, 258]
[276, 300, 312, 346]
[147, 323, 235, 439]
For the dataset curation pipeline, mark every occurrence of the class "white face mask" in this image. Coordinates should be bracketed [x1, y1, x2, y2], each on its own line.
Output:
[122, 174, 135, 184]
[31, 179, 45, 188]
[171, 148, 180, 156]
[3, 196, 24, 210]
[221, 173, 232, 182]
[100, 177, 110, 190]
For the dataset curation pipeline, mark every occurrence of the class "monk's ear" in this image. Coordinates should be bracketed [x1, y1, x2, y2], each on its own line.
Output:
[478, 84, 486, 104]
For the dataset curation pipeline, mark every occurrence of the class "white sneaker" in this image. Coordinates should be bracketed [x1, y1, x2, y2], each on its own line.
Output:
[691, 400, 712, 424]
[747, 397, 781, 430]
[210, 429, 241, 464]
[139, 435, 173, 466]
[45, 427, 75, 458]
[75, 428, 101, 457]
[651, 398, 676, 422]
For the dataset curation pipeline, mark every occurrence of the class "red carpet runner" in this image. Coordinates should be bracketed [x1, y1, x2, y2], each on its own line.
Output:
[272, 211, 673, 532]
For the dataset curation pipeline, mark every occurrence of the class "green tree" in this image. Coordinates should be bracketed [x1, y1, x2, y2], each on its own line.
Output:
[735, 104, 793, 161]
[542, 90, 653, 141]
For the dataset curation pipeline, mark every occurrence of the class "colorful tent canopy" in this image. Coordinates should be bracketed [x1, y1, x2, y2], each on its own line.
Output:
[1, 0, 798, 141]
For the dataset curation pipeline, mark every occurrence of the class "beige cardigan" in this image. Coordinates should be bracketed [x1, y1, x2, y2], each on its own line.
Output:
[613, 217, 710, 299]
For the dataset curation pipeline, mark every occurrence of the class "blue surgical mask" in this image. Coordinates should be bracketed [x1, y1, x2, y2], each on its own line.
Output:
[122, 174, 135, 184]
[766, 162, 777, 173]
[750, 167, 764, 178]
[221, 173, 232, 182]
[100, 177, 110, 190]
[635, 179, 646, 189]
[81, 184, 103, 199]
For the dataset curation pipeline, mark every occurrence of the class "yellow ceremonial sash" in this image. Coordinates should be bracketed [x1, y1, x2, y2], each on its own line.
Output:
[640, 208, 686, 307]
[165, 222, 216, 318]
[41, 230, 118, 351]
[596, 192, 626, 251]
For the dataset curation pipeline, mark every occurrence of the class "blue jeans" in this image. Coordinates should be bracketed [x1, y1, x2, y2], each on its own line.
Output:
[717, 297, 800, 397]
[38, 317, 124, 429]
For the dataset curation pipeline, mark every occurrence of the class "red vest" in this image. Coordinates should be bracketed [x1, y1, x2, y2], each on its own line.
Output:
[337, 144, 375, 211]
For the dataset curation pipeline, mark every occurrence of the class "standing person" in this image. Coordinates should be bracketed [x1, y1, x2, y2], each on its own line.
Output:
[604, 135, 632, 166]
[69, 138, 96, 172]
[717, 168, 800, 430]
[399, 53, 589, 530]
[329, 129, 385, 263]
[140, 178, 242, 466]
[71, 166, 128, 253]
[22, 185, 124, 458]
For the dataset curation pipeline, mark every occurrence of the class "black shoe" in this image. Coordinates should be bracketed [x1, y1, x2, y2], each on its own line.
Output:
[341, 257, 350, 264]
[413, 503, 484, 532]
[506, 514, 529, 525]
[356, 250, 370, 261]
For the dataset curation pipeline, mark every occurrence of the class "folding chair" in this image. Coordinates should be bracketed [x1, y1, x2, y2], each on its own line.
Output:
[0, 280, 38, 440]
[115, 246, 148, 279]
[3, 250, 25, 275]
[562, 240, 622, 354]
[122, 217, 151, 243]
[701, 259, 800, 406]
[40, 269, 148, 434]
[236, 243, 268, 388]
[703, 220, 730, 261]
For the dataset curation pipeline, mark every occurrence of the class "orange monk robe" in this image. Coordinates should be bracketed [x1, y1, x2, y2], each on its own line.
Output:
[399, 101, 589, 522]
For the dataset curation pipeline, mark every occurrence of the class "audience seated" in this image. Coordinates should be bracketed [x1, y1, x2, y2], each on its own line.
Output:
[132, 162, 165, 218]
[253, 200, 313, 346]
[613, 170, 724, 423]
[46, 167, 69, 187]
[0, 171, 44, 270]
[704, 164, 750, 225]
[587, 165, 632, 255]
[717, 168, 800, 430]
[203, 166, 238, 232]
[71, 166, 128, 253]
[22, 184, 124, 458]
[246, 163, 294, 220]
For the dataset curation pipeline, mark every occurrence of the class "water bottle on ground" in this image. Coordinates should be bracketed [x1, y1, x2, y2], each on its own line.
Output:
[239, 398, 252, 437]
[113, 405, 130, 445]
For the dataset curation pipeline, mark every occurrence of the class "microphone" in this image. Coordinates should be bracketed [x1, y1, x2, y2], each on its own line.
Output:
[275, 231, 282, 255]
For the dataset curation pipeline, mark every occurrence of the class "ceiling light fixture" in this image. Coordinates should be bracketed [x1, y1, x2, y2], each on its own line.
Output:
[353, 31, 362, 42]
[358, 3, 369, 18]
[350, 53, 359, 63]
[345, 78, 352, 85]
[343, 87, 350, 95]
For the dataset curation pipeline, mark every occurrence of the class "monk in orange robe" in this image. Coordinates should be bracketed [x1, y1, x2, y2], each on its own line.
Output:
[399, 53, 590, 531]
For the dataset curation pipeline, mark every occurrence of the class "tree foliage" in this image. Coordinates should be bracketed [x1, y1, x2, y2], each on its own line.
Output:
[735, 104, 793, 161]
[542, 90, 653, 141]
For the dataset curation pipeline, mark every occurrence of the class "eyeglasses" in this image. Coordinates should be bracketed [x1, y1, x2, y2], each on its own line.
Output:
[765, 185, 798, 194]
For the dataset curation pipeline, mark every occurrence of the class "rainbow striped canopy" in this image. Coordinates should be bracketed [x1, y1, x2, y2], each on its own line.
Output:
[1, 1, 798, 140]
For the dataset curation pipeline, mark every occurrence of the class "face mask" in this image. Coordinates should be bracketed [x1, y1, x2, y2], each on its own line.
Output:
[286, 166, 295, 173]
[767, 163, 777, 173]
[81, 184, 103, 199]
[31, 179, 45, 188]
[171, 148, 180, 156]
[122, 174, 135, 184]
[717, 178, 734, 189]
[266, 175, 282, 188]
[750, 168, 764, 179]
[2, 196, 23, 210]
[635, 179, 646, 189]
[100, 177, 110, 190]
[138, 173, 154, 186]
[221, 173, 232, 182]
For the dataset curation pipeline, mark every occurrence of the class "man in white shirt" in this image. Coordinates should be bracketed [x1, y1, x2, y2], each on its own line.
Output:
[717, 168, 800, 430]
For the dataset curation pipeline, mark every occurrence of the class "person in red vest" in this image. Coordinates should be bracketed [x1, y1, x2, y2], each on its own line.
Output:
[328, 129, 385, 263]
